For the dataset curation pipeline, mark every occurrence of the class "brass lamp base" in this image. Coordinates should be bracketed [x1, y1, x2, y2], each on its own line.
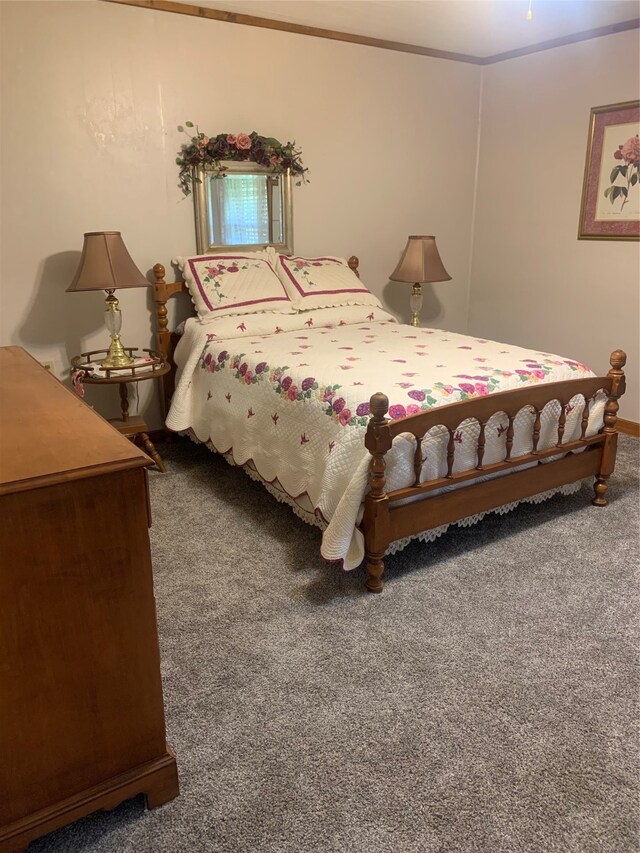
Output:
[101, 290, 134, 368]
[101, 333, 134, 369]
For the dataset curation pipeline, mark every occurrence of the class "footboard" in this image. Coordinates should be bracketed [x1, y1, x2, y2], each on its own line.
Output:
[363, 350, 627, 592]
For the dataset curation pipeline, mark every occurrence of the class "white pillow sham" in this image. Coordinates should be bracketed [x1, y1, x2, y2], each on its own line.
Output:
[274, 254, 383, 312]
[174, 250, 294, 321]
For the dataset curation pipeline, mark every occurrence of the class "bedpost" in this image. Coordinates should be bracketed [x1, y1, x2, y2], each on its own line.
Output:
[152, 263, 173, 421]
[363, 392, 392, 593]
[153, 264, 170, 358]
[592, 349, 626, 507]
[348, 256, 360, 279]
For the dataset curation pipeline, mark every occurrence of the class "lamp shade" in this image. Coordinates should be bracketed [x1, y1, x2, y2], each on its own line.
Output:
[389, 236, 451, 284]
[66, 231, 149, 292]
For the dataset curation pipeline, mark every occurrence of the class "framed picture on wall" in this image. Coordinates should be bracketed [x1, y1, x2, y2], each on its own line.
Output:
[578, 100, 640, 240]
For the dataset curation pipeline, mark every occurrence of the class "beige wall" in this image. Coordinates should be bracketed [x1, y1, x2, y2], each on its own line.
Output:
[0, 0, 481, 425]
[1, 2, 638, 425]
[470, 31, 640, 419]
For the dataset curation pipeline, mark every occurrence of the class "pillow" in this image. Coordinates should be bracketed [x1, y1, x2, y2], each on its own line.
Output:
[173, 250, 294, 321]
[275, 254, 383, 311]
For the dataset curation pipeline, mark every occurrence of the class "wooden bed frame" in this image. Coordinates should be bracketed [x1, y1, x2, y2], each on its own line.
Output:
[152, 259, 627, 593]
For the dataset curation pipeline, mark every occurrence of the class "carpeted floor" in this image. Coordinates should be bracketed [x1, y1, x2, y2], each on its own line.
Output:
[31, 436, 639, 853]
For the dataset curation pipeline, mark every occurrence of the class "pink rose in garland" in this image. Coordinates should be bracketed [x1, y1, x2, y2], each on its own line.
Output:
[606, 134, 639, 211]
[236, 133, 252, 150]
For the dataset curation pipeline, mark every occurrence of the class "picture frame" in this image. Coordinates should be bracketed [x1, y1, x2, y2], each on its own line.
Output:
[578, 100, 640, 241]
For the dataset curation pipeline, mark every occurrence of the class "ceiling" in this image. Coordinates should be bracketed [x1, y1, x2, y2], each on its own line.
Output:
[183, 0, 639, 58]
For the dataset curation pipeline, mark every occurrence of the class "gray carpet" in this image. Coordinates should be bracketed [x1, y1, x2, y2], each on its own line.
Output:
[32, 436, 639, 853]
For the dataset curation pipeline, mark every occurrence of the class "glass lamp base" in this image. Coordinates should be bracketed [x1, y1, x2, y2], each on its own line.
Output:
[102, 290, 134, 368]
[410, 283, 423, 327]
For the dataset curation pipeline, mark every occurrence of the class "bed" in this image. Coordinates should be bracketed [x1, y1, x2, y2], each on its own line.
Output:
[152, 252, 627, 592]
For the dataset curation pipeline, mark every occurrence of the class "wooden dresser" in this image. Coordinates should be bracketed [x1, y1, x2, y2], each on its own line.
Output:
[0, 347, 178, 852]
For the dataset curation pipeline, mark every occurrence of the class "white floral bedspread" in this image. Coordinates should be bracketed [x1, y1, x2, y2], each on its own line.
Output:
[167, 306, 604, 569]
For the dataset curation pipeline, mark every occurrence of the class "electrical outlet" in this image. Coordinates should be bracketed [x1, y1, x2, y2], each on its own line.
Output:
[41, 361, 54, 372]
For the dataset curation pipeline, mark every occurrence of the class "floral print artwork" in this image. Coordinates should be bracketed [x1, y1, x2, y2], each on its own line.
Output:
[604, 133, 640, 211]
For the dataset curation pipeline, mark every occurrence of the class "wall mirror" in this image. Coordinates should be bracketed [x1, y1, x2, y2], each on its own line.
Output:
[193, 162, 293, 255]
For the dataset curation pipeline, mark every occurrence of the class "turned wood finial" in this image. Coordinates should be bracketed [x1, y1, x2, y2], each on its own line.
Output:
[602, 348, 627, 434]
[365, 392, 392, 502]
[369, 392, 389, 422]
[153, 263, 166, 284]
[593, 347, 628, 506]
[364, 392, 392, 593]
[348, 256, 360, 278]
[609, 349, 627, 371]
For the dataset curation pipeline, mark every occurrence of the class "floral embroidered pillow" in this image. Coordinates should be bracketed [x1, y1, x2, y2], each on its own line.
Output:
[174, 252, 295, 321]
[275, 255, 383, 312]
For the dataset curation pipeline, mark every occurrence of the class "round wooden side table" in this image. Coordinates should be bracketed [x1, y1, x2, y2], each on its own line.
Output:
[71, 348, 170, 472]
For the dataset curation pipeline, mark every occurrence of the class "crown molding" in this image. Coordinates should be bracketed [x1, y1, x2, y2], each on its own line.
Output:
[103, 0, 639, 66]
[481, 17, 640, 64]
[102, 0, 483, 63]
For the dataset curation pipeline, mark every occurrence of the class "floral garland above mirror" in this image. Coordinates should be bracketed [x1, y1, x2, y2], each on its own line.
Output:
[176, 122, 308, 196]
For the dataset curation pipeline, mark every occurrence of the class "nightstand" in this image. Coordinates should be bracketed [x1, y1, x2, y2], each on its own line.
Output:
[71, 348, 170, 472]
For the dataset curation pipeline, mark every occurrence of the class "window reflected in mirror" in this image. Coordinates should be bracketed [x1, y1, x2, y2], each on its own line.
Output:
[207, 173, 283, 247]
[194, 162, 293, 254]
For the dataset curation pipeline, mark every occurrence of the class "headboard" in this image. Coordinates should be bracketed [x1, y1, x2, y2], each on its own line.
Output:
[152, 256, 361, 420]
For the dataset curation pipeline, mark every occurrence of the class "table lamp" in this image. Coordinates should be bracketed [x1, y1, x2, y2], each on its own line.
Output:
[67, 231, 149, 368]
[389, 235, 451, 327]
